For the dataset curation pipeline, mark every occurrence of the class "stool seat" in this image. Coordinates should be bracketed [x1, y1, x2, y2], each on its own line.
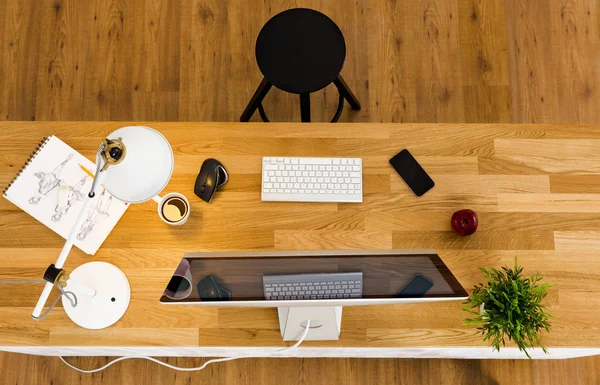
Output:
[256, 8, 346, 94]
[240, 8, 361, 123]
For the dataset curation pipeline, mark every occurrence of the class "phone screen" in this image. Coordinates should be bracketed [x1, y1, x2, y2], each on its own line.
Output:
[396, 274, 434, 297]
[389, 149, 435, 196]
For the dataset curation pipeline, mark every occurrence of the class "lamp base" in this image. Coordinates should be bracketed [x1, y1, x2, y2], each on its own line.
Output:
[62, 262, 131, 329]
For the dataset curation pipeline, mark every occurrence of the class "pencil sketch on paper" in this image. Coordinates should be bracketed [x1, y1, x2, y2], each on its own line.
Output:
[77, 188, 113, 241]
[29, 154, 73, 205]
[51, 176, 87, 222]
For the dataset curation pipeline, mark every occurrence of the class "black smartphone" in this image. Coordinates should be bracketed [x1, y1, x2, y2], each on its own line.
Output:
[396, 273, 434, 297]
[389, 149, 434, 196]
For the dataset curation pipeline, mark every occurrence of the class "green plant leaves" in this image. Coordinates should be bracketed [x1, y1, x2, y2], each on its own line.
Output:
[462, 257, 552, 359]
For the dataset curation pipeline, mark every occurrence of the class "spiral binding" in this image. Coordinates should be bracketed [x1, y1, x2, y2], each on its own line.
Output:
[2, 136, 51, 196]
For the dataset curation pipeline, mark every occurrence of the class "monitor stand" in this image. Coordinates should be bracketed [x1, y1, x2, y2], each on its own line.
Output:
[278, 306, 342, 341]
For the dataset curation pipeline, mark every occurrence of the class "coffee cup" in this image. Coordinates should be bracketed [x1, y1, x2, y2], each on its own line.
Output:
[152, 192, 190, 226]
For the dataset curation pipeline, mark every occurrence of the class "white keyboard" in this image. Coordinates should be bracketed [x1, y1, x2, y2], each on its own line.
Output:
[261, 157, 363, 203]
[263, 272, 363, 300]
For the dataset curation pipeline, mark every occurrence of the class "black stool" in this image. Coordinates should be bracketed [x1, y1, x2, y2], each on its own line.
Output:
[240, 8, 361, 123]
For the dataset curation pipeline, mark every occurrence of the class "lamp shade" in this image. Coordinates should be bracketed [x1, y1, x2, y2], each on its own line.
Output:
[103, 126, 174, 203]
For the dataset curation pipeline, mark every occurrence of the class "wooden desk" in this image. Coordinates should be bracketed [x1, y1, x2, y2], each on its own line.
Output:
[1, 122, 599, 359]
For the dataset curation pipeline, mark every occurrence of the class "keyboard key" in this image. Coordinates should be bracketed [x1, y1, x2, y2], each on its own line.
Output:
[264, 164, 277, 170]
[299, 158, 332, 165]
[333, 159, 341, 165]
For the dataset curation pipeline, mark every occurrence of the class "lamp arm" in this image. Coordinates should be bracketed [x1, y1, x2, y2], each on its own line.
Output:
[31, 164, 108, 319]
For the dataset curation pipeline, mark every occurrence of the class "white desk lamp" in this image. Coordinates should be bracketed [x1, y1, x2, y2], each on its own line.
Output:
[31, 126, 174, 329]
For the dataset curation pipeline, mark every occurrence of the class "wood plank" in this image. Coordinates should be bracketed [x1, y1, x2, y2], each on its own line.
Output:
[459, 0, 510, 122]
[178, 0, 228, 121]
[392, 230, 555, 250]
[494, 139, 600, 157]
[366, 0, 418, 122]
[34, 0, 90, 120]
[479, 156, 600, 175]
[550, 175, 600, 193]
[504, 0, 560, 123]
[498, 193, 600, 212]
[390, 175, 551, 194]
[274, 230, 392, 250]
[0, 0, 42, 121]
[415, 0, 465, 122]
[554, 231, 600, 252]
[49, 328, 200, 346]
[551, 0, 600, 124]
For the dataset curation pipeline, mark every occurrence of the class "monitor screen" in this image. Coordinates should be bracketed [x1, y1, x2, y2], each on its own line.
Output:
[160, 250, 467, 305]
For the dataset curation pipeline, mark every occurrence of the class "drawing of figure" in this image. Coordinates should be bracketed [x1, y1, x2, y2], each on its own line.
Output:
[77, 189, 112, 241]
[51, 176, 87, 222]
[29, 154, 73, 205]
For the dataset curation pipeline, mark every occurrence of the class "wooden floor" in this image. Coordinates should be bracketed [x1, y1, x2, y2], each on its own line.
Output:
[1, 0, 599, 384]
[0, 354, 599, 385]
[0, 0, 599, 124]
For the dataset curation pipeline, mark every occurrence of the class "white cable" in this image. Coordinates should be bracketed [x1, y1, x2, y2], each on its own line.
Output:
[59, 320, 311, 373]
[0, 280, 77, 320]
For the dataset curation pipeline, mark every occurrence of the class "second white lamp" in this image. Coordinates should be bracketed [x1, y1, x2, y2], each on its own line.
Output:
[32, 126, 174, 329]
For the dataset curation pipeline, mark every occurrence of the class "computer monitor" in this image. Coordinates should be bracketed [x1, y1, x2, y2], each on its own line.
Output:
[160, 249, 468, 341]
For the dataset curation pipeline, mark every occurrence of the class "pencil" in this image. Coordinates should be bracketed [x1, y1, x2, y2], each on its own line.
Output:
[79, 164, 95, 178]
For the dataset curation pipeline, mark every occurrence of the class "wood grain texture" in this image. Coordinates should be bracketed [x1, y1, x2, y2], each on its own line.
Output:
[1, 0, 599, 123]
[0, 353, 598, 385]
[1, 121, 600, 351]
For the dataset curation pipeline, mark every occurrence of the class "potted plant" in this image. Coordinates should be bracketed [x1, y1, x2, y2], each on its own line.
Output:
[463, 258, 552, 358]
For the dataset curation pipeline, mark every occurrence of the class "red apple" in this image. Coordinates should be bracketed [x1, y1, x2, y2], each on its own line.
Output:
[451, 209, 478, 236]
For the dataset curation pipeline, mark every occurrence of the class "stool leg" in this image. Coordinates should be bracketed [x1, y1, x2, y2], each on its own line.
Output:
[300, 93, 311, 122]
[333, 75, 361, 110]
[240, 78, 272, 122]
